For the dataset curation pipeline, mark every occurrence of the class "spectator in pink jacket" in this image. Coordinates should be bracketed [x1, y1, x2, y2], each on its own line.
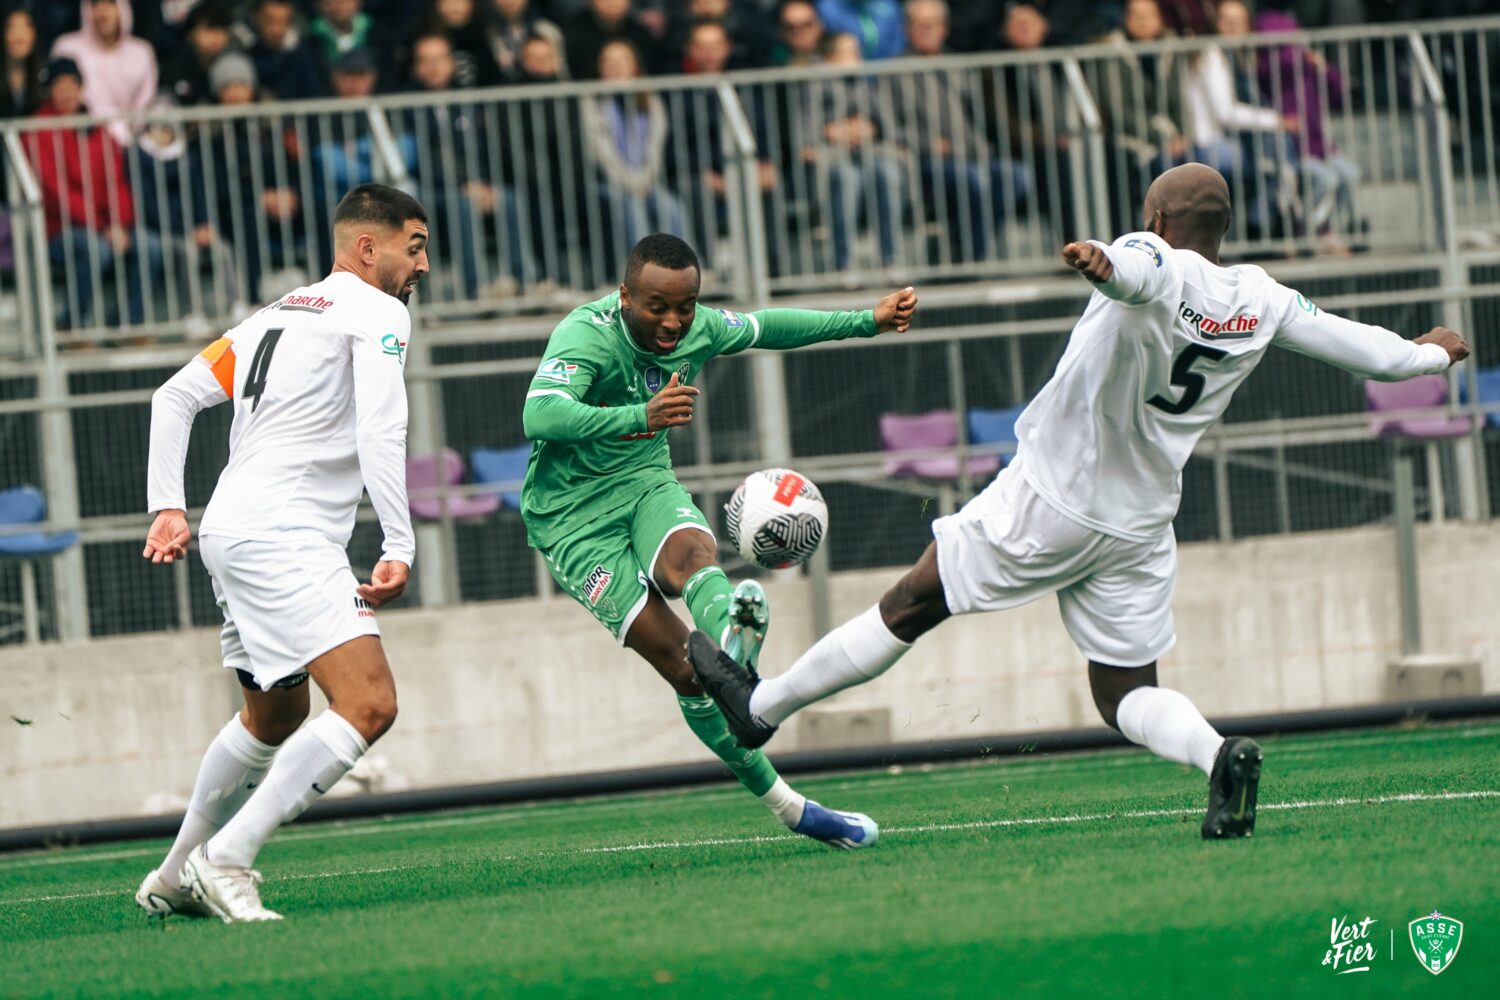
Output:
[50, 0, 157, 145]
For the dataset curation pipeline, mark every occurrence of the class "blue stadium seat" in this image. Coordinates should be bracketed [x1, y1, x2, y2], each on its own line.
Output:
[470, 445, 532, 510]
[966, 405, 1026, 464]
[1456, 367, 1500, 430]
[0, 486, 79, 643]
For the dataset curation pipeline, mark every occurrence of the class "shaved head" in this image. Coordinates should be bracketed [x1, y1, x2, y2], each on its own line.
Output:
[1143, 163, 1232, 249]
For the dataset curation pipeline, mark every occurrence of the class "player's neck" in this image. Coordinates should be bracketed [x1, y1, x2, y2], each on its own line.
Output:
[1164, 231, 1221, 266]
[330, 257, 377, 290]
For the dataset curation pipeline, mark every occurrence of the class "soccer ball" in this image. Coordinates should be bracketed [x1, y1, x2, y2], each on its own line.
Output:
[724, 468, 828, 570]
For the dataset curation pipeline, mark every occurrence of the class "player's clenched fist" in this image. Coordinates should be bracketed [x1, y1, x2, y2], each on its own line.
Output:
[646, 371, 699, 431]
[1062, 242, 1114, 284]
[874, 286, 918, 334]
[1413, 326, 1470, 366]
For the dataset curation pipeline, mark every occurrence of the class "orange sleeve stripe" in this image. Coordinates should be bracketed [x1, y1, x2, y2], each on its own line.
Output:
[198, 336, 232, 364]
[205, 343, 235, 400]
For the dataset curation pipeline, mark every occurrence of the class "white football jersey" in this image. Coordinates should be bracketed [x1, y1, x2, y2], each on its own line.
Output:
[148, 271, 416, 564]
[1016, 231, 1451, 541]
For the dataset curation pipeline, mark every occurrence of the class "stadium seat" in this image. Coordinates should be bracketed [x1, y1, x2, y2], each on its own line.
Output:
[0, 485, 79, 644]
[406, 449, 501, 521]
[470, 445, 531, 510]
[1364, 376, 1472, 439]
[880, 410, 1001, 480]
[966, 405, 1026, 464]
[1455, 367, 1500, 430]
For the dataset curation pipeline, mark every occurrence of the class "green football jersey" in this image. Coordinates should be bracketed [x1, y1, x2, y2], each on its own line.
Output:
[521, 291, 876, 548]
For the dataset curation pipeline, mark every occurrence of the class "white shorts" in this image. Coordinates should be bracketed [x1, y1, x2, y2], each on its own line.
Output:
[931, 460, 1176, 667]
[200, 533, 380, 690]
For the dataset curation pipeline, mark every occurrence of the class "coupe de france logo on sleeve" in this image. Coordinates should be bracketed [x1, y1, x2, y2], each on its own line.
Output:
[1123, 238, 1163, 268]
[719, 308, 745, 327]
[381, 333, 407, 364]
[537, 358, 578, 384]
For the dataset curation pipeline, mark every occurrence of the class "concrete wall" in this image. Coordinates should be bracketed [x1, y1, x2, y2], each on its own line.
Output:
[3, 523, 1497, 828]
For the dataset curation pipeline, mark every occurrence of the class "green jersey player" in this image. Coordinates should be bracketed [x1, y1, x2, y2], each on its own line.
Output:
[521, 234, 917, 848]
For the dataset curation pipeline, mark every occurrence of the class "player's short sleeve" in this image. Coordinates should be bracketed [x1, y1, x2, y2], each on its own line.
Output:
[707, 307, 761, 355]
[528, 321, 608, 402]
[1090, 231, 1177, 306]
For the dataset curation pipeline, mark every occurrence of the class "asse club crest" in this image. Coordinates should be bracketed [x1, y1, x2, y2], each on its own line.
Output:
[1408, 911, 1462, 975]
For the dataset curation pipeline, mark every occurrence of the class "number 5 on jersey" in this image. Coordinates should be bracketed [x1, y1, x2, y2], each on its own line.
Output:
[1148, 344, 1228, 415]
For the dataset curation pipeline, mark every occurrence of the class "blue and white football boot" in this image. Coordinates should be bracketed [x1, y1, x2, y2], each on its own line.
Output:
[793, 800, 880, 851]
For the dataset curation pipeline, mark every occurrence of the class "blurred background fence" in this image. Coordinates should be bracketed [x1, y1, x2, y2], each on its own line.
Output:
[4, 17, 1500, 645]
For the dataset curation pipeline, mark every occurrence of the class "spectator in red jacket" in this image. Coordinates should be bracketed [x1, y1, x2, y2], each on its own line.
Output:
[25, 57, 159, 329]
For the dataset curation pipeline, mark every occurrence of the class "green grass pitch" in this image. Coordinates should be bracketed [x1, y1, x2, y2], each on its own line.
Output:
[1, 721, 1496, 998]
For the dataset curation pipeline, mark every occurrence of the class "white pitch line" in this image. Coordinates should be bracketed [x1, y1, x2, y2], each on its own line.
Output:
[3, 723, 1497, 873]
[2, 789, 1493, 907]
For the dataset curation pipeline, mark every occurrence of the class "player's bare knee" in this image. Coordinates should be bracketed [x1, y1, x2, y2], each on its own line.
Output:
[879, 576, 947, 643]
[355, 692, 398, 743]
[1088, 660, 1156, 731]
[657, 534, 718, 596]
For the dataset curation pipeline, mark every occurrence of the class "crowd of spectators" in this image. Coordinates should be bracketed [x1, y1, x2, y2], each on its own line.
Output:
[0, 0, 1494, 326]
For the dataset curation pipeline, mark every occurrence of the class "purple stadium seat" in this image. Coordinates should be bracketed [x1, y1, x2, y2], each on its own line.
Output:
[407, 448, 501, 521]
[1364, 376, 1472, 440]
[880, 410, 1001, 480]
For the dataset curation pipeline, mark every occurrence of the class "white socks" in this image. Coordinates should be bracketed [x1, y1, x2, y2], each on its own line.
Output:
[205, 710, 367, 869]
[758, 776, 808, 829]
[749, 604, 912, 727]
[159, 715, 279, 883]
[1115, 686, 1223, 776]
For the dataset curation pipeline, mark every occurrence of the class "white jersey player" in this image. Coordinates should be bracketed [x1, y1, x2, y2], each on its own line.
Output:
[135, 184, 430, 922]
[688, 164, 1469, 840]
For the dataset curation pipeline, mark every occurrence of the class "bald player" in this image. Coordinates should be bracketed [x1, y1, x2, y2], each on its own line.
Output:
[137, 184, 430, 921]
[690, 163, 1469, 840]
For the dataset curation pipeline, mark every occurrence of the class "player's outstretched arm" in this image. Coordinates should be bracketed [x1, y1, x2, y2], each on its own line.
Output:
[730, 287, 917, 354]
[1062, 235, 1170, 306]
[1273, 290, 1465, 380]
[143, 350, 230, 564]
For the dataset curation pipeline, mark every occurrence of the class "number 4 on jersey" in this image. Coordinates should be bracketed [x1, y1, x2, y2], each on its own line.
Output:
[244, 328, 284, 411]
[1148, 344, 1228, 415]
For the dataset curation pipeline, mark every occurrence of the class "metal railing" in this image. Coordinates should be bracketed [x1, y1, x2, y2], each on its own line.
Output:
[3, 18, 1500, 643]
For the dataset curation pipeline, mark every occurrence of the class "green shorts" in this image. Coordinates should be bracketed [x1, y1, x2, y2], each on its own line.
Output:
[539, 481, 714, 643]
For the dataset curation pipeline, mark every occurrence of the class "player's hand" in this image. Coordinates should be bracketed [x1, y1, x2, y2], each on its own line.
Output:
[646, 371, 699, 431]
[358, 560, 409, 609]
[1062, 242, 1114, 284]
[1414, 327, 1470, 366]
[143, 509, 191, 564]
[874, 286, 917, 334]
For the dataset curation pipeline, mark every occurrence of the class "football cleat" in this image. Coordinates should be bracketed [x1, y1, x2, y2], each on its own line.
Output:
[1202, 736, 1263, 840]
[182, 845, 283, 923]
[724, 579, 770, 671]
[688, 630, 777, 749]
[135, 867, 212, 918]
[793, 800, 880, 850]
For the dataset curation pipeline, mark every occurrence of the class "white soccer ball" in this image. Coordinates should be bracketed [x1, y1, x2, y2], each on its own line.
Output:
[724, 467, 828, 570]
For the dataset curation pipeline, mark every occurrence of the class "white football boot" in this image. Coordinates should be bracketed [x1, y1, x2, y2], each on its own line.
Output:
[724, 579, 770, 671]
[182, 845, 283, 923]
[135, 867, 212, 918]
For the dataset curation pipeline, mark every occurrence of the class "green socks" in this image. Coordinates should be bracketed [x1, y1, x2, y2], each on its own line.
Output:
[682, 566, 734, 645]
[677, 694, 779, 797]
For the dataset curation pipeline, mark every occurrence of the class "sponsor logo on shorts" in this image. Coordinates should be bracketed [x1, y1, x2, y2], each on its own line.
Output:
[382, 333, 407, 363]
[537, 358, 579, 384]
[1178, 300, 1258, 341]
[772, 473, 806, 506]
[1123, 238, 1162, 267]
[584, 564, 612, 605]
[354, 595, 375, 618]
[645, 366, 663, 393]
[720, 308, 745, 327]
